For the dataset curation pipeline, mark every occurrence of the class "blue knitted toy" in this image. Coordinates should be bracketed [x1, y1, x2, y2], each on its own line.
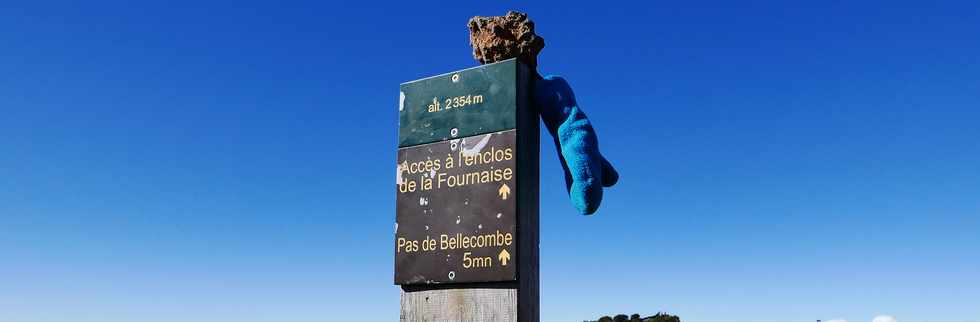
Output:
[468, 11, 618, 215]
[535, 75, 619, 215]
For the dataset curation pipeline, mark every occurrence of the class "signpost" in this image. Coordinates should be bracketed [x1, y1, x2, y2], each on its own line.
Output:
[396, 58, 539, 321]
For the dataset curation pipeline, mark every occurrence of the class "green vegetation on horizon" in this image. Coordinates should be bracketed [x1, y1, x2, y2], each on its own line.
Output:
[587, 312, 681, 322]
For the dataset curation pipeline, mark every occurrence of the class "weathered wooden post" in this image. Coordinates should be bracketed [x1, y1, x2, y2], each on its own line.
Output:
[395, 57, 539, 322]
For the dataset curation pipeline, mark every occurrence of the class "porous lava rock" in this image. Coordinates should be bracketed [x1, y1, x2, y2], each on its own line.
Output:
[468, 11, 545, 69]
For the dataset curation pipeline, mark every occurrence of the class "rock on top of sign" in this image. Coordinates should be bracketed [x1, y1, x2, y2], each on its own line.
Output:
[468, 11, 545, 69]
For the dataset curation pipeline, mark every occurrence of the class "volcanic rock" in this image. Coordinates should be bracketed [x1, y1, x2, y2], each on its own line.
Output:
[468, 11, 545, 69]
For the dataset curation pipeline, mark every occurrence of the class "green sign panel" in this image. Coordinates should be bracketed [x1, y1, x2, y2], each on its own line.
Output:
[398, 58, 528, 148]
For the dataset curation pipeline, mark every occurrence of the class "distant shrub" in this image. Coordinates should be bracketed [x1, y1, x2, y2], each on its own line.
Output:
[643, 312, 681, 322]
[587, 312, 681, 322]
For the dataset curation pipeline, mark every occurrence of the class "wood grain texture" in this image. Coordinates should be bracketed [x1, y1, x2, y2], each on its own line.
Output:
[514, 60, 540, 322]
[401, 288, 517, 322]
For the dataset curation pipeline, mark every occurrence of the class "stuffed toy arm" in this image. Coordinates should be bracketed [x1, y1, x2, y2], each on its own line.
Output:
[535, 75, 619, 215]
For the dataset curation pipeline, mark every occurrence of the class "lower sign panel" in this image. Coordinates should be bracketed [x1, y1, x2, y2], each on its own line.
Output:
[395, 129, 518, 284]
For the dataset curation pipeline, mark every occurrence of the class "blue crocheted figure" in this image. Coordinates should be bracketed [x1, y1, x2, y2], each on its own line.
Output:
[469, 11, 618, 215]
[535, 75, 619, 215]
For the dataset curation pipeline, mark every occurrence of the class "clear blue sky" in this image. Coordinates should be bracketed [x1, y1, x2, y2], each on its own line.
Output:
[1, 1, 977, 322]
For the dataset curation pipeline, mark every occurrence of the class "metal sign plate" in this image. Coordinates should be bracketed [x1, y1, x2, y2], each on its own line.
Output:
[394, 130, 518, 284]
[398, 59, 520, 148]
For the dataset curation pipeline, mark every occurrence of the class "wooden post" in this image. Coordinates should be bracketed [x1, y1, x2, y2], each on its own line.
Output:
[396, 59, 538, 322]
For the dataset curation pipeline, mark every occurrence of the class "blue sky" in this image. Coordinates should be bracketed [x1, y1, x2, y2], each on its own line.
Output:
[1, 1, 978, 322]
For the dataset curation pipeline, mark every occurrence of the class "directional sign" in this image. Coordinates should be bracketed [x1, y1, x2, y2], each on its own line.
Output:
[395, 59, 534, 285]
[395, 130, 518, 284]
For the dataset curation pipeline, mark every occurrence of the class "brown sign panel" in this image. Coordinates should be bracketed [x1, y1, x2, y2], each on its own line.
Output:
[395, 130, 518, 284]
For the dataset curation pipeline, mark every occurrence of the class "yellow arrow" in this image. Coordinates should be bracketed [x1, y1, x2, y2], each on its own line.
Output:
[498, 249, 511, 266]
[498, 183, 511, 200]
